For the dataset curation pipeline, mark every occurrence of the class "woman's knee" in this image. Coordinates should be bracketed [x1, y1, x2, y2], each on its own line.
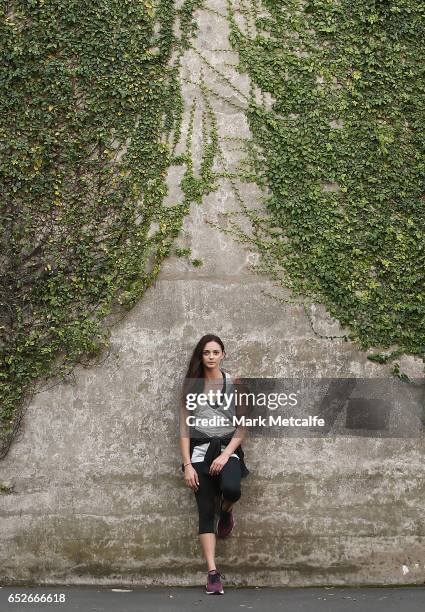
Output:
[195, 490, 216, 533]
[198, 507, 216, 534]
[221, 484, 241, 503]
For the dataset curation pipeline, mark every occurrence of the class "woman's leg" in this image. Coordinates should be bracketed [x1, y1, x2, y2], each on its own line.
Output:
[199, 534, 216, 571]
[192, 462, 220, 570]
[219, 457, 242, 511]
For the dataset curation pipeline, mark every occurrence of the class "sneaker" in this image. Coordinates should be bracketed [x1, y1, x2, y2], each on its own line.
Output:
[216, 505, 235, 538]
[205, 569, 225, 594]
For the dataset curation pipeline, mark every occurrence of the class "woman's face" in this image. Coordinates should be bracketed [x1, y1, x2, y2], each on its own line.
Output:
[202, 341, 224, 371]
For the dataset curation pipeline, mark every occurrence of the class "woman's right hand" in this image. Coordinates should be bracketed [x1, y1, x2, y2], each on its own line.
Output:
[184, 464, 199, 492]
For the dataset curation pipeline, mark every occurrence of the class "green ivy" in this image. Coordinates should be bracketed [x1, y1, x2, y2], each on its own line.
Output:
[226, 0, 425, 368]
[0, 0, 207, 458]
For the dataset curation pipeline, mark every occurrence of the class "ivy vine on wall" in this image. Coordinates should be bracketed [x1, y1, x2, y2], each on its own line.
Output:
[0, 0, 212, 459]
[224, 0, 425, 371]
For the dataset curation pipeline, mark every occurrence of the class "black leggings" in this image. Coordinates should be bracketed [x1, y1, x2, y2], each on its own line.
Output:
[192, 458, 242, 534]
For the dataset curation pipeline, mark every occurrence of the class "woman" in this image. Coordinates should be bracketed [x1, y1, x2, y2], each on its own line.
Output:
[179, 334, 249, 595]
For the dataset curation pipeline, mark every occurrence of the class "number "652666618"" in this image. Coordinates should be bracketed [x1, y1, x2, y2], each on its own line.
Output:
[8, 593, 66, 603]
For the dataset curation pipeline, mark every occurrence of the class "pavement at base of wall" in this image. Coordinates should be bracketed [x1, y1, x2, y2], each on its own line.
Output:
[1, 585, 425, 612]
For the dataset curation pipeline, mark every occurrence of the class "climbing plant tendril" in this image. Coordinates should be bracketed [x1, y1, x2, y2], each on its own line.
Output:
[0, 0, 209, 458]
[224, 0, 425, 371]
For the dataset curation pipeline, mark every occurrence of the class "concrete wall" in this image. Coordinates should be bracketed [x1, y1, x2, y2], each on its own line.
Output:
[1, 0, 424, 587]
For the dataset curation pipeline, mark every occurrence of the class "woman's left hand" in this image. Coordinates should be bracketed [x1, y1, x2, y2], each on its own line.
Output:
[209, 452, 230, 475]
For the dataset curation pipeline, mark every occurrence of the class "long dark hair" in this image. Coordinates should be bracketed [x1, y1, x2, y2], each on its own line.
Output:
[182, 334, 225, 400]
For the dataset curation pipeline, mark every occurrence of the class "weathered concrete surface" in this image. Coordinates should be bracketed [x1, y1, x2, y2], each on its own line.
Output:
[1, 0, 424, 587]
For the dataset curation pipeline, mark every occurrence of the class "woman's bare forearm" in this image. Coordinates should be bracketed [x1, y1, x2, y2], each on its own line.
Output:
[222, 425, 246, 457]
[179, 429, 191, 464]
